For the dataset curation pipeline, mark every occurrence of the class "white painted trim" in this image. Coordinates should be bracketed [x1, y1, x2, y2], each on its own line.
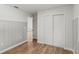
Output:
[0, 18, 27, 22]
[38, 40, 75, 53]
[64, 48, 75, 53]
[75, 51, 79, 54]
[0, 40, 28, 54]
[38, 40, 54, 46]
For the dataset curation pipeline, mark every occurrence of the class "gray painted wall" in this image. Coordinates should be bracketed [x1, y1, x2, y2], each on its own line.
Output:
[73, 4, 79, 53]
[0, 5, 30, 21]
[0, 5, 30, 52]
[33, 13, 37, 39]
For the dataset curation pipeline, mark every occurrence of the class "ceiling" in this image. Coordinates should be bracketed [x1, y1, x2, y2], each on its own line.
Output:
[8, 4, 69, 14]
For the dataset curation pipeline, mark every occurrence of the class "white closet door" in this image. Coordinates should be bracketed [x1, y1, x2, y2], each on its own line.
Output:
[53, 14, 65, 48]
[43, 15, 53, 45]
[38, 15, 53, 45]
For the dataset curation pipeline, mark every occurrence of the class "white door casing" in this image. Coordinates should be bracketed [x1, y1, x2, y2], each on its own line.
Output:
[53, 14, 65, 48]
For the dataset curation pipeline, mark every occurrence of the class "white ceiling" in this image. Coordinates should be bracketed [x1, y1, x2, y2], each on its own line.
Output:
[8, 4, 69, 14]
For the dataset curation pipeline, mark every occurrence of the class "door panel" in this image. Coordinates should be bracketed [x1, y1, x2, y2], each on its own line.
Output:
[38, 15, 53, 45]
[43, 15, 53, 45]
[53, 14, 65, 48]
[27, 17, 33, 41]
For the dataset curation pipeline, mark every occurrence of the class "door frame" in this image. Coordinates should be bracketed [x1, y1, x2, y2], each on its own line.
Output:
[52, 14, 66, 48]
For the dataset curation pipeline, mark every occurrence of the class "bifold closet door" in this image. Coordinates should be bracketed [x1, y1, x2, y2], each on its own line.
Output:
[38, 15, 53, 45]
[53, 14, 65, 48]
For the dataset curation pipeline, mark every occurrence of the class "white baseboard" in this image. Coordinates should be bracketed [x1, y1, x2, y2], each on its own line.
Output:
[64, 48, 75, 53]
[38, 40, 75, 53]
[74, 50, 79, 54]
[38, 40, 54, 46]
[0, 40, 28, 54]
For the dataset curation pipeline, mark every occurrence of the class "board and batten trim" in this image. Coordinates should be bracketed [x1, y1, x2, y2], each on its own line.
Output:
[0, 40, 28, 54]
[0, 18, 27, 23]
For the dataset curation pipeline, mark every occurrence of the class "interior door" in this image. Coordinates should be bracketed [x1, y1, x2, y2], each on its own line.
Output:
[27, 17, 33, 42]
[53, 14, 65, 48]
[38, 15, 53, 45]
[43, 15, 53, 45]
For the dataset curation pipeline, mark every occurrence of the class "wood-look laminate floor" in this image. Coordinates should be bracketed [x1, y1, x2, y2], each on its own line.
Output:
[3, 42, 73, 54]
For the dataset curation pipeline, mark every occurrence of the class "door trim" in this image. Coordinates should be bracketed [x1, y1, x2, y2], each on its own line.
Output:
[52, 14, 66, 48]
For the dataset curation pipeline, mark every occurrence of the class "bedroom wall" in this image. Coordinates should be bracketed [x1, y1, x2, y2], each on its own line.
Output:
[37, 5, 74, 50]
[73, 4, 79, 53]
[33, 13, 37, 39]
[0, 4, 31, 52]
[0, 4, 30, 21]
